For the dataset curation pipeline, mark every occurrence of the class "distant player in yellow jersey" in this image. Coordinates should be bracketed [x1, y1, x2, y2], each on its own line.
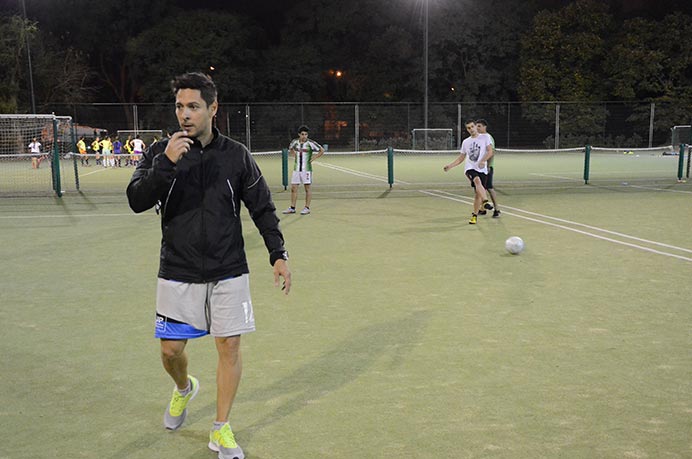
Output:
[91, 136, 101, 165]
[77, 136, 88, 166]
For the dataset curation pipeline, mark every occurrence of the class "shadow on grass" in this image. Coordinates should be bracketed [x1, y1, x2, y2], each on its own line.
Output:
[236, 311, 428, 447]
[109, 311, 427, 458]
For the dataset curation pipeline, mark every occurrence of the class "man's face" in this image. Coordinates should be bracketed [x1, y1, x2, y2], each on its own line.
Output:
[175, 88, 217, 139]
[476, 123, 486, 134]
[298, 131, 308, 142]
[465, 123, 477, 136]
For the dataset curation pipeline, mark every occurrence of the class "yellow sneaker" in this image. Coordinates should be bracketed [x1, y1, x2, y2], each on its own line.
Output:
[469, 214, 477, 225]
[163, 375, 199, 430]
[209, 422, 245, 459]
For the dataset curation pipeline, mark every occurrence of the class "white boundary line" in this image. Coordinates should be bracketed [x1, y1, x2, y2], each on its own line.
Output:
[315, 162, 412, 185]
[421, 190, 692, 262]
[0, 212, 148, 219]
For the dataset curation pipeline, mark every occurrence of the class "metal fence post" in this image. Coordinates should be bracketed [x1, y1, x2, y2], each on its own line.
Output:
[677, 143, 686, 181]
[555, 103, 560, 149]
[648, 102, 655, 148]
[245, 104, 251, 152]
[355, 104, 359, 152]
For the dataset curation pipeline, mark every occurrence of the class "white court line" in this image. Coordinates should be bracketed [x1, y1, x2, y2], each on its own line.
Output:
[316, 162, 411, 185]
[80, 168, 110, 177]
[529, 173, 581, 181]
[0, 212, 147, 219]
[628, 184, 692, 194]
[433, 189, 692, 254]
[421, 189, 692, 262]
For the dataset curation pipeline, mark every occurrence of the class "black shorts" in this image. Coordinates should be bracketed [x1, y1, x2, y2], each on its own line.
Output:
[484, 167, 494, 190]
[465, 169, 487, 189]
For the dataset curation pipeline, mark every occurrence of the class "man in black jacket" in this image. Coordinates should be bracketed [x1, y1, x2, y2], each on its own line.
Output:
[127, 72, 290, 459]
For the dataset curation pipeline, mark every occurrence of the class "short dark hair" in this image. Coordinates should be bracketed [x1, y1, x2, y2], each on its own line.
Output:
[298, 125, 309, 134]
[171, 72, 217, 107]
[465, 119, 476, 126]
[476, 119, 488, 127]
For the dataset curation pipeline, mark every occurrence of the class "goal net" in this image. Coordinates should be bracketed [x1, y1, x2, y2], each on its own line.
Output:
[116, 129, 163, 147]
[0, 114, 77, 196]
[411, 128, 454, 151]
[671, 125, 690, 151]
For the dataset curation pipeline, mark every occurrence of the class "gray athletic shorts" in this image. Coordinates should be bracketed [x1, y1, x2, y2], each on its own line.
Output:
[155, 274, 255, 339]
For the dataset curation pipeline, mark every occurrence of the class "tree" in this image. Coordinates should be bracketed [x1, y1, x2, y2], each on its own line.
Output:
[0, 15, 34, 113]
[607, 12, 692, 140]
[126, 11, 265, 103]
[31, 31, 95, 109]
[30, 0, 172, 104]
[518, 0, 614, 146]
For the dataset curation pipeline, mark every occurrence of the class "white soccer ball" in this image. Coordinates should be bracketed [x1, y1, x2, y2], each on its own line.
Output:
[505, 236, 524, 255]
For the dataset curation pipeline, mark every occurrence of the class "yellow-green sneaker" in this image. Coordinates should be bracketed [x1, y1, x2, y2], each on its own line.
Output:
[163, 375, 199, 430]
[208, 422, 245, 459]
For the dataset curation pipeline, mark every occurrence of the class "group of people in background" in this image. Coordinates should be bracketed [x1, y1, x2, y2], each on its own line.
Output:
[75, 134, 148, 167]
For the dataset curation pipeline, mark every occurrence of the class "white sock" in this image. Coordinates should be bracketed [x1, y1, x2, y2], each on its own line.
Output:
[177, 378, 191, 396]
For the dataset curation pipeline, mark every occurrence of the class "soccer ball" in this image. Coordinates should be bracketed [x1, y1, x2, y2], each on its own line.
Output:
[505, 236, 524, 255]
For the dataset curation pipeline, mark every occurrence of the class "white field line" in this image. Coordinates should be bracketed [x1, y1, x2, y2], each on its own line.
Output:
[422, 189, 692, 262]
[0, 212, 148, 219]
[529, 173, 581, 181]
[628, 184, 692, 194]
[315, 162, 411, 185]
[79, 167, 110, 177]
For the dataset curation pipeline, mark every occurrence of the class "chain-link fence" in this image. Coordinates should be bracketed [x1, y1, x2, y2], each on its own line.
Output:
[44, 101, 688, 152]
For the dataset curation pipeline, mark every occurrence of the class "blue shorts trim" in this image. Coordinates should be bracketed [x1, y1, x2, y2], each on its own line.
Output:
[155, 315, 208, 339]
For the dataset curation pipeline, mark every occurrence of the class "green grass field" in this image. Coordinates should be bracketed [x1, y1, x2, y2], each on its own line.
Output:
[1, 155, 691, 458]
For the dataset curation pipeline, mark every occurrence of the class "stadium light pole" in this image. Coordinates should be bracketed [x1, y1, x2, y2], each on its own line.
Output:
[424, 0, 429, 134]
[20, 0, 36, 113]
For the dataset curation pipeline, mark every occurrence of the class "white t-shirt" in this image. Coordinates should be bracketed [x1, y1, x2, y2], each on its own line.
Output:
[131, 139, 145, 153]
[29, 141, 42, 154]
[460, 134, 491, 173]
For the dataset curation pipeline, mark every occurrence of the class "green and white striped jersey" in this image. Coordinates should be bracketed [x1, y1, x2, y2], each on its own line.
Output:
[289, 139, 322, 172]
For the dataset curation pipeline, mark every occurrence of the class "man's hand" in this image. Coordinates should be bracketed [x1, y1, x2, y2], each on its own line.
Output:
[164, 131, 193, 164]
[273, 259, 291, 295]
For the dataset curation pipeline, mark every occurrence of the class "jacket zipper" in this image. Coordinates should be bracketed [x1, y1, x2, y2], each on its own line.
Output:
[226, 179, 237, 218]
[200, 149, 207, 281]
[162, 178, 177, 218]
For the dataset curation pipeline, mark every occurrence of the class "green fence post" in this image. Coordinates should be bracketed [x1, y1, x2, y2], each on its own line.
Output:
[52, 117, 62, 197]
[282, 148, 288, 190]
[71, 121, 80, 191]
[583, 144, 591, 185]
[387, 146, 394, 188]
[677, 143, 686, 181]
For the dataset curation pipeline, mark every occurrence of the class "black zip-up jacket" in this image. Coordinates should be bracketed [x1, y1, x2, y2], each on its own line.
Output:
[126, 128, 287, 283]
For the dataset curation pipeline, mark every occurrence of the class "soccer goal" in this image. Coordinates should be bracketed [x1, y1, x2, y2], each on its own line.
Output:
[411, 128, 454, 151]
[116, 129, 163, 146]
[0, 114, 77, 197]
[671, 125, 690, 150]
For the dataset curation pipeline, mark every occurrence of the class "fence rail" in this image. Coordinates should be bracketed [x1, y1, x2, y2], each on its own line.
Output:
[41, 101, 689, 152]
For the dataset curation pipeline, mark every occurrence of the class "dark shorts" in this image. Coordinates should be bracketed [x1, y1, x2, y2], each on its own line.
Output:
[484, 167, 494, 190]
[465, 169, 487, 189]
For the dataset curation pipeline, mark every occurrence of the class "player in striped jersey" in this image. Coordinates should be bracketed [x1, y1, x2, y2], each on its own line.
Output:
[282, 125, 324, 215]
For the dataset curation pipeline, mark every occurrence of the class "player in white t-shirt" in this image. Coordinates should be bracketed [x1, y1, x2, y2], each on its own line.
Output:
[443, 120, 493, 224]
[131, 136, 146, 166]
[476, 119, 500, 217]
[28, 138, 42, 169]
